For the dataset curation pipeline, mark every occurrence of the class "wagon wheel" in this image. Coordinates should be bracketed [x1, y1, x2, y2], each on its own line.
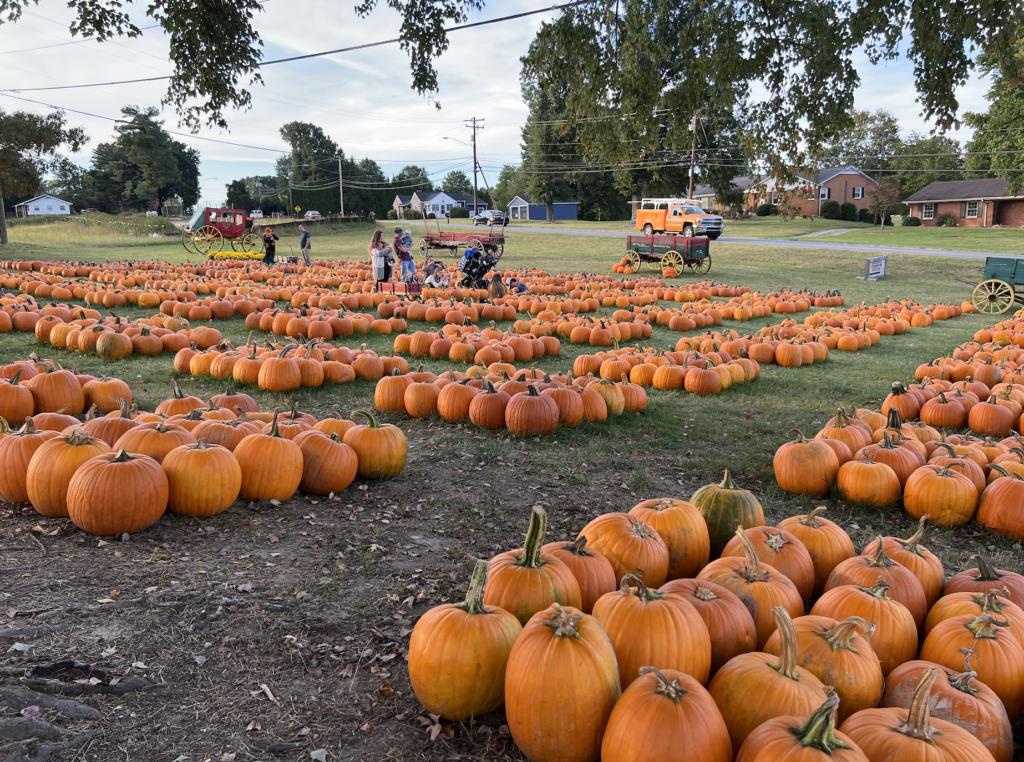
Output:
[469, 238, 484, 251]
[972, 278, 1016, 314]
[193, 225, 223, 255]
[688, 254, 712, 274]
[660, 250, 684, 274]
[419, 239, 428, 254]
[240, 232, 263, 253]
[230, 237, 245, 252]
[180, 230, 198, 256]
[624, 249, 641, 273]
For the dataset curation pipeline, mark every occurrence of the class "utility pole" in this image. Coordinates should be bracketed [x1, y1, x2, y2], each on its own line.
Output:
[687, 111, 699, 200]
[337, 154, 345, 218]
[0, 175, 7, 246]
[465, 116, 485, 214]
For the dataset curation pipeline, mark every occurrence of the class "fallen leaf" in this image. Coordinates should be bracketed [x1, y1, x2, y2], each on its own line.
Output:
[193, 654, 207, 666]
[310, 751, 328, 762]
[7, 642, 32, 653]
[20, 705, 40, 717]
[131, 661, 148, 670]
[100, 646, 116, 658]
[245, 719, 261, 732]
[220, 754, 237, 762]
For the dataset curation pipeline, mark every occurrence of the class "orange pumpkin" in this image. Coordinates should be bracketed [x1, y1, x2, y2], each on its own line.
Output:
[627, 497, 710, 580]
[577, 511, 670, 588]
[736, 690, 868, 762]
[67, 450, 168, 536]
[541, 535, 616, 614]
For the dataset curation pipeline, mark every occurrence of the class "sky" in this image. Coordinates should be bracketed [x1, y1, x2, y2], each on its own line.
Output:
[0, 1, 992, 207]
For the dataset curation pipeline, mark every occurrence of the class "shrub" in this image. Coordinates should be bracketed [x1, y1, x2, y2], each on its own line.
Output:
[937, 212, 957, 227]
[404, 210, 423, 220]
[449, 206, 469, 218]
[386, 208, 398, 219]
[840, 202, 858, 222]
[902, 215, 922, 226]
[755, 203, 776, 217]
[426, 212, 436, 219]
[857, 208, 875, 223]
[820, 200, 842, 219]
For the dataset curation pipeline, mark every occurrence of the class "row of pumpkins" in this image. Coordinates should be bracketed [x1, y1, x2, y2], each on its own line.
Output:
[408, 491, 1023, 762]
[0, 360, 407, 536]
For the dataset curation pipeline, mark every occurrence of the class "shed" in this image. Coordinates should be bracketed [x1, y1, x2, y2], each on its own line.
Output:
[14, 194, 72, 218]
[507, 195, 579, 221]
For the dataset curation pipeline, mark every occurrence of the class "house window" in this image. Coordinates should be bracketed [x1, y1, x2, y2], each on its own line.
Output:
[819, 186, 830, 200]
[965, 201, 980, 218]
[770, 192, 780, 205]
[852, 187, 864, 200]
[33, 206, 40, 211]
[59, 205, 66, 211]
[922, 203, 935, 220]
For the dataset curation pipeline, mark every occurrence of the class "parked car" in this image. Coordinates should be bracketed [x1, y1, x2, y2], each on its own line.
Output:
[250, 209, 264, 219]
[473, 210, 506, 226]
[145, 211, 159, 217]
[304, 210, 321, 220]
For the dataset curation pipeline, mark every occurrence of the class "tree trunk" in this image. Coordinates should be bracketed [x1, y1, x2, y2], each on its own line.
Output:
[0, 175, 8, 246]
[546, 201, 554, 222]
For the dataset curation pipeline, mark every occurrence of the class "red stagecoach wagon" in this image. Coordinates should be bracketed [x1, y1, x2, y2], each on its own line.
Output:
[182, 207, 263, 257]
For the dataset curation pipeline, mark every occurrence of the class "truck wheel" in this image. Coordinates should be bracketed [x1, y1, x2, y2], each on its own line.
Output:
[682, 224, 694, 237]
[643, 223, 654, 235]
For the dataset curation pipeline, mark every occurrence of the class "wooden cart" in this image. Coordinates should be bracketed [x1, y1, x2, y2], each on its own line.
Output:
[971, 256, 1024, 314]
[624, 234, 711, 274]
[182, 207, 263, 257]
[419, 220, 504, 257]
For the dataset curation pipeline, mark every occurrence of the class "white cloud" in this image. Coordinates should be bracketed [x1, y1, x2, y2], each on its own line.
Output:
[0, 2, 995, 205]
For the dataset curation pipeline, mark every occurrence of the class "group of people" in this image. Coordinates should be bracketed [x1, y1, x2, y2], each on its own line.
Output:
[369, 227, 454, 288]
[260, 224, 313, 267]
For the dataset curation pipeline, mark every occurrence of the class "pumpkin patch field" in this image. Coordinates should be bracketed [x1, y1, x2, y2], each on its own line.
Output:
[1, 220, 1022, 761]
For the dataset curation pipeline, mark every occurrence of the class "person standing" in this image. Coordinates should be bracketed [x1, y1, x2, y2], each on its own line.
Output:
[262, 226, 279, 266]
[392, 226, 414, 282]
[298, 224, 312, 266]
[369, 230, 392, 285]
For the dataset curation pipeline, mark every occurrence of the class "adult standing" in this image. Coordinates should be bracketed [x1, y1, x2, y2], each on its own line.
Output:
[298, 224, 312, 266]
[393, 226, 415, 282]
[262, 226, 279, 266]
[369, 230, 393, 284]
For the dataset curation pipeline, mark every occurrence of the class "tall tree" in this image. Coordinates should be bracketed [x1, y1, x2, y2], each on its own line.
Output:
[889, 134, 963, 197]
[0, 108, 86, 244]
[965, 46, 1024, 193]
[492, 165, 523, 211]
[440, 170, 472, 195]
[819, 110, 902, 172]
[391, 165, 433, 194]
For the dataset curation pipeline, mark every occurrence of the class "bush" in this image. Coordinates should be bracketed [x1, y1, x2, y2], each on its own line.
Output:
[820, 200, 842, 219]
[902, 215, 922, 226]
[426, 212, 436, 219]
[857, 208, 875, 223]
[937, 212, 957, 227]
[449, 206, 469, 218]
[840, 202, 858, 222]
[385, 208, 398, 219]
[755, 203, 776, 217]
[404, 210, 423, 220]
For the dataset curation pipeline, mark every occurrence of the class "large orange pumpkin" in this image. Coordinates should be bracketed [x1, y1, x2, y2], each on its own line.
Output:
[541, 535, 616, 614]
[659, 578, 757, 675]
[161, 440, 241, 516]
[577, 511, 670, 588]
[407, 560, 522, 721]
[721, 526, 816, 603]
[26, 430, 111, 517]
[627, 497, 710, 579]
[66, 450, 168, 536]
[233, 413, 304, 501]
[773, 430, 839, 497]
[860, 517, 945, 607]
[736, 690, 868, 762]
[342, 410, 407, 479]
[0, 420, 59, 503]
[777, 507, 855, 595]
[944, 556, 1024, 610]
[293, 430, 358, 495]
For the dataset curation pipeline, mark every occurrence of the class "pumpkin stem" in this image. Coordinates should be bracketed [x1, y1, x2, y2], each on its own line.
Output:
[885, 406, 903, 431]
[7, 368, 22, 385]
[865, 536, 895, 568]
[973, 555, 1002, 582]
[171, 378, 184, 399]
[792, 688, 849, 753]
[351, 409, 380, 428]
[267, 410, 283, 438]
[800, 507, 828, 527]
[542, 603, 582, 639]
[988, 463, 1011, 479]
[620, 573, 661, 601]
[820, 616, 874, 652]
[692, 584, 719, 602]
[964, 614, 1009, 640]
[719, 469, 736, 490]
[859, 577, 892, 600]
[899, 516, 930, 557]
[770, 607, 801, 680]
[519, 506, 548, 569]
[566, 535, 592, 556]
[640, 667, 688, 703]
[456, 559, 490, 616]
[898, 668, 939, 741]
[946, 648, 980, 695]
[111, 449, 133, 463]
[734, 527, 770, 582]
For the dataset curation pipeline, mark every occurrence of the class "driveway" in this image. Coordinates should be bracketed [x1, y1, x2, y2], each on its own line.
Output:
[442, 223, 1008, 261]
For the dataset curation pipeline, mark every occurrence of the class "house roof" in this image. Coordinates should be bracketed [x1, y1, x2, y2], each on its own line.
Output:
[814, 166, 877, 185]
[15, 193, 70, 207]
[905, 178, 1019, 203]
[394, 195, 412, 205]
[508, 194, 578, 206]
[692, 175, 757, 198]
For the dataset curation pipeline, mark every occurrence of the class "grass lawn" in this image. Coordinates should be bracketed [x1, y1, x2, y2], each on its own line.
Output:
[827, 224, 1024, 253]
[1, 216, 1021, 760]
[497, 216, 878, 238]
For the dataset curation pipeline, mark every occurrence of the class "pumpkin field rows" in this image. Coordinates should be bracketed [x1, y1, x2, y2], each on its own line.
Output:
[1, 226, 1022, 761]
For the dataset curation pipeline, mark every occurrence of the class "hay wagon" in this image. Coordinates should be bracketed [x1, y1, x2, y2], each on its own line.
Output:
[182, 207, 263, 257]
[624, 234, 711, 275]
[971, 256, 1024, 314]
[419, 220, 504, 257]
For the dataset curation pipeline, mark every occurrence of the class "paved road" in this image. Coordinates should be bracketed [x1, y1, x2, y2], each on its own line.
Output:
[443, 223, 1013, 261]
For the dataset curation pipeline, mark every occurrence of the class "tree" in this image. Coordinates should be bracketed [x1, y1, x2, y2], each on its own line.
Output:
[492, 165, 523, 211]
[391, 165, 433, 194]
[440, 170, 472, 195]
[889, 133, 963, 197]
[868, 179, 902, 225]
[225, 179, 256, 211]
[0, 108, 86, 244]
[86, 107, 199, 213]
[965, 48, 1024, 193]
[820, 110, 902, 172]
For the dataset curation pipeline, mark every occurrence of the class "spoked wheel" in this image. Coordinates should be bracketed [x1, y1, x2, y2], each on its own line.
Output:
[624, 249, 641, 273]
[238, 232, 263, 253]
[193, 225, 223, 256]
[687, 255, 712, 274]
[419, 240, 428, 254]
[660, 250, 683, 274]
[181, 230, 198, 257]
[469, 238, 484, 251]
[972, 279, 1016, 314]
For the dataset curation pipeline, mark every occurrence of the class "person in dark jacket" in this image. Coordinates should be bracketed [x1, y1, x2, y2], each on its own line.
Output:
[262, 226, 279, 265]
[298, 224, 312, 266]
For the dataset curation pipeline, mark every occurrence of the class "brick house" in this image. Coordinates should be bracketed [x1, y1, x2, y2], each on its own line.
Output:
[745, 166, 879, 216]
[904, 179, 1024, 227]
[691, 176, 756, 212]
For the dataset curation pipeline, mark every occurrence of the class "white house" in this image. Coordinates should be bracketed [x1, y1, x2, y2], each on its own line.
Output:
[14, 194, 72, 218]
[392, 191, 488, 219]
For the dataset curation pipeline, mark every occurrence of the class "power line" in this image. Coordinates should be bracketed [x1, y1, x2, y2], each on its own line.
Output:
[0, 1, 590, 94]
[0, 22, 163, 56]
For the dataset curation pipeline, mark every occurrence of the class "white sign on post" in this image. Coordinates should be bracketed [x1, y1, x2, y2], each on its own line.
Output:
[865, 256, 888, 280]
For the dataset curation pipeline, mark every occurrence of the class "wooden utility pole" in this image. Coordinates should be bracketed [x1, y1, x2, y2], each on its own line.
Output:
[465, 117, 485, 214]
[337, 154, 345, 217]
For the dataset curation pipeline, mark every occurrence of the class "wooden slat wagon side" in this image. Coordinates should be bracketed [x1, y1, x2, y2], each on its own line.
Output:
[623, 234, 711, 275]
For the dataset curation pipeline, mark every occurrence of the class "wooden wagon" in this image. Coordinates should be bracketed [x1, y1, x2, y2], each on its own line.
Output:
[182, 207, 263, 257]
[623, 234, 711, 274]
[971, 256, 1024, 314]
[419, 221, 504, 257]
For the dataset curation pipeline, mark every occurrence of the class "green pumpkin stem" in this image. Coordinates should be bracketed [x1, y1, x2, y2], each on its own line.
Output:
[456, 559, 490, 615]
[719, 469, 737, 490]
[640, 666, 689, 703]
[351, 409, 381, 428]
[519, 506, 548, 569]
[821, 616, 873, 652]
[771, 607, 801, 680]
[898, 668, 939, 741]
[964, 614, 1009, 640]
[620, 573, 661, 601]
[792, 689, 849, 753]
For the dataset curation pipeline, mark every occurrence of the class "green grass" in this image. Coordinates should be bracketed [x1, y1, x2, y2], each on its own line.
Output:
[826, 224, 1024, 253]
[492, 216, 877, 238]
